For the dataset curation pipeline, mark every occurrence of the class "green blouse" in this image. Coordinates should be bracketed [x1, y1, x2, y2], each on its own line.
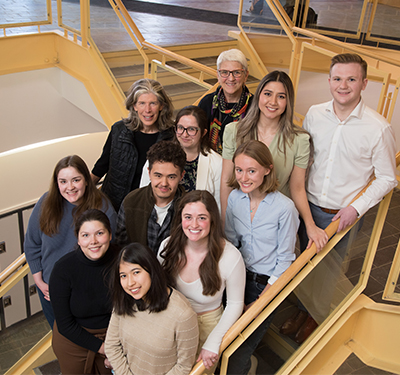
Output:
[222, 122, 310, 198]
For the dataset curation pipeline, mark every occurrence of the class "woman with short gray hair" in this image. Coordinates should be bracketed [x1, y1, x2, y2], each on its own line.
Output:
[198, 49, 253, 154]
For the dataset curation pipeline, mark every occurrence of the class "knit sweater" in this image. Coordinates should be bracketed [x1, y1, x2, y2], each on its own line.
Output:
[24, 193, 117, 284]
[105, 289, 199, 375]
[49, 245, 119, 352]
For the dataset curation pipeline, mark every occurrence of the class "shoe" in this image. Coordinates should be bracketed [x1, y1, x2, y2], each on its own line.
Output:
[294, 316, 318, 344]
[247, 355, 258, 375]
[280, 309, 308, 336]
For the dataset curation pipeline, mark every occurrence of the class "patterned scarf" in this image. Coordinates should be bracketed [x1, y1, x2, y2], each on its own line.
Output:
[209, 86, 252, 154]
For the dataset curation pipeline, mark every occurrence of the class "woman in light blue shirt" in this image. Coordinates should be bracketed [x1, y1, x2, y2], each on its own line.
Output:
[224, 140, 299, 374]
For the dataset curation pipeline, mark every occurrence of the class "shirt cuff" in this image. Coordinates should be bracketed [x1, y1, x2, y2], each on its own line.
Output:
[28, 259, 43, 275]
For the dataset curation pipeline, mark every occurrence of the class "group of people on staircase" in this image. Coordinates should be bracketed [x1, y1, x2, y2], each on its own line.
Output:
[24, 49, 397, 375]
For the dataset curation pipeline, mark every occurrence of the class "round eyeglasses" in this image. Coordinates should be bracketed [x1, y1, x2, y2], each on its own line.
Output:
[218, 69, 244, 78]
[176, 125, 199, 136]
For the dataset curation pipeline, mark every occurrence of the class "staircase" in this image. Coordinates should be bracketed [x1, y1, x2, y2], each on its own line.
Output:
[101, 42, 260, 112]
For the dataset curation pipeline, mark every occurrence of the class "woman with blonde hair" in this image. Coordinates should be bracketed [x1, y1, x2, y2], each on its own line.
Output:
[221, 70, 328, 251]
[91, 78, 175, 211]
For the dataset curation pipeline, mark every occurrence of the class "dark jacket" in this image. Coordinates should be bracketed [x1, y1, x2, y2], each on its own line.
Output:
[95, 120, 174, 211]
[123, 184, 186, 251]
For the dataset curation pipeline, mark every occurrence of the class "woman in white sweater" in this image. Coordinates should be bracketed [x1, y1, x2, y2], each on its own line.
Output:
[105, 243, 199, 375]
[158, 190, 245, 371]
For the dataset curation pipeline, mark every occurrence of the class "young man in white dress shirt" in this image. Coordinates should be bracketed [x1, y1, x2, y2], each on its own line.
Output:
[281, 53, 397, 344]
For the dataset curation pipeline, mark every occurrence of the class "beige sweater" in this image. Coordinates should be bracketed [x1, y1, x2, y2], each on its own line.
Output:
[105, 289, 199, 375]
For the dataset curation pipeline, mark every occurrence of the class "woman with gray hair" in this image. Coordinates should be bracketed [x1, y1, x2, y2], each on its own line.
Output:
[198, 49, 253, 154]
[91, 79, 175, 211]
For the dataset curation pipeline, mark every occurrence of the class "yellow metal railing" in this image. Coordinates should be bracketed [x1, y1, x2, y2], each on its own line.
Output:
[0, 254, 29, 298]
[0, 0, 52, 35]
[107, 0, 219, 94]
[189, 181, 395, 374]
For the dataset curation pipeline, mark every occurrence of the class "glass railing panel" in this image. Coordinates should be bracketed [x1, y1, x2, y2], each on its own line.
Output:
[58, 0, 81, 35]
[367, 3, 400, 46]
[240, 0, 286, 33]
[273, 194, 390, 374]
[0, 0, 53, 36]
[89, 0, 137, 53]
[305, 0, 364, 36]
[0, 0, 49, 26]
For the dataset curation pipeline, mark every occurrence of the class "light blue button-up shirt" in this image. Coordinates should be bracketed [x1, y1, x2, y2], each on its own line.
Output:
[225, 189, 299, 285]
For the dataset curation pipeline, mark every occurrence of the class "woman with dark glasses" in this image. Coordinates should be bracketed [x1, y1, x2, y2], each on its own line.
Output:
[141, 106, 222, 210]
[198, 49, 253, 154]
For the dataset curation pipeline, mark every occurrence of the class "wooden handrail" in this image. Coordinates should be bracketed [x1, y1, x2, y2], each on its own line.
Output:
[292, 26, 400, 69]
[0, 254, 26, 284]
[190, 181, 373, 374]
[142, 41, 218, 78]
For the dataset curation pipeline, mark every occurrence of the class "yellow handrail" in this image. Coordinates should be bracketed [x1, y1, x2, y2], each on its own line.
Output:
[143, 41, 218, 79]
[0, 254, 27, 285]
[292, 26, 400, 69]
[190, 180, 373, 374]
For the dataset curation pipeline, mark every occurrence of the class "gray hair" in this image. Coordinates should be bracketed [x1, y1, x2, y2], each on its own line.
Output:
[216, 49, 248, 71]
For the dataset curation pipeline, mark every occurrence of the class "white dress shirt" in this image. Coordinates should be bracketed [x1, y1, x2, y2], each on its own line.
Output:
[303, 99, 397, 217]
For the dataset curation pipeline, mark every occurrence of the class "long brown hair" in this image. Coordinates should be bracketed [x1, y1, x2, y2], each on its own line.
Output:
[160, 190, 224, 296]
[40, 155, 105, 236]
[236, 71, 310, 164]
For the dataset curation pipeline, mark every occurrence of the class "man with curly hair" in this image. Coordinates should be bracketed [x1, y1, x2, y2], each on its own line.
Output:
[116, 141, 186, 253]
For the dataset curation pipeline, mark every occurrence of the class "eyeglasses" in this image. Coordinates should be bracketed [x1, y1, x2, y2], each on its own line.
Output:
[176, 125, 199, 137]
[218, 69, 244, 78]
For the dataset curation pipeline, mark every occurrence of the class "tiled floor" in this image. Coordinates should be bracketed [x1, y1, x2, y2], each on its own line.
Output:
[1, 1, 400, 374]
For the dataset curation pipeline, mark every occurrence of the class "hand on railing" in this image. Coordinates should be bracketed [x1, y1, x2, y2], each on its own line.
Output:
[197, 348, 219, 370]
[332, 206, 359, 233]
[190, 181, 375, 375]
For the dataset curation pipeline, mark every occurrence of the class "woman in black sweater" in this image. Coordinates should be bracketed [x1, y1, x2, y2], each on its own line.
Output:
[91, 79, 175, 211]
[50, 209, 119, 374]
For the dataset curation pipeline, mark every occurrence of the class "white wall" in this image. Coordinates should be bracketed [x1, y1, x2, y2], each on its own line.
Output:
[296, 70, 400, 151]
[0, 68, 108, 154]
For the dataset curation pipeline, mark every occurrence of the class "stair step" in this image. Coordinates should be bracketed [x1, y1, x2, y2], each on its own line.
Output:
[34, 359, 61, 375]
[110, 56, 219, 79]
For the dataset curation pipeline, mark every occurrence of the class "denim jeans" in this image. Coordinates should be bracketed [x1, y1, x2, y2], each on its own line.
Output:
[227, 278, 275, 375]
[38, 288, 54, 329]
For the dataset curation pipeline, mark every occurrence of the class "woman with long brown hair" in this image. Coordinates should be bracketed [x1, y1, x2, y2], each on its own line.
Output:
[24, 155, 116, 328]
[221, 70, 328, 251]
[158, 190, 245, 370]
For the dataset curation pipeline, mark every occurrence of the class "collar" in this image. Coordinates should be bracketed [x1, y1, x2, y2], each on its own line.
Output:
[239, 190, 277, 205]
[326, 98, 365, 123]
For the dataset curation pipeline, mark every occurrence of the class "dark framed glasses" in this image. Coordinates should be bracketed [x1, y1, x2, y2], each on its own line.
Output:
[218, 69, 244, 78]
[176, 125, 199, 136]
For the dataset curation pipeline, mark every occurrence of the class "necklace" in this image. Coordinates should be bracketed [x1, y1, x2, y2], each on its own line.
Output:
[250, 200, 260, 213]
